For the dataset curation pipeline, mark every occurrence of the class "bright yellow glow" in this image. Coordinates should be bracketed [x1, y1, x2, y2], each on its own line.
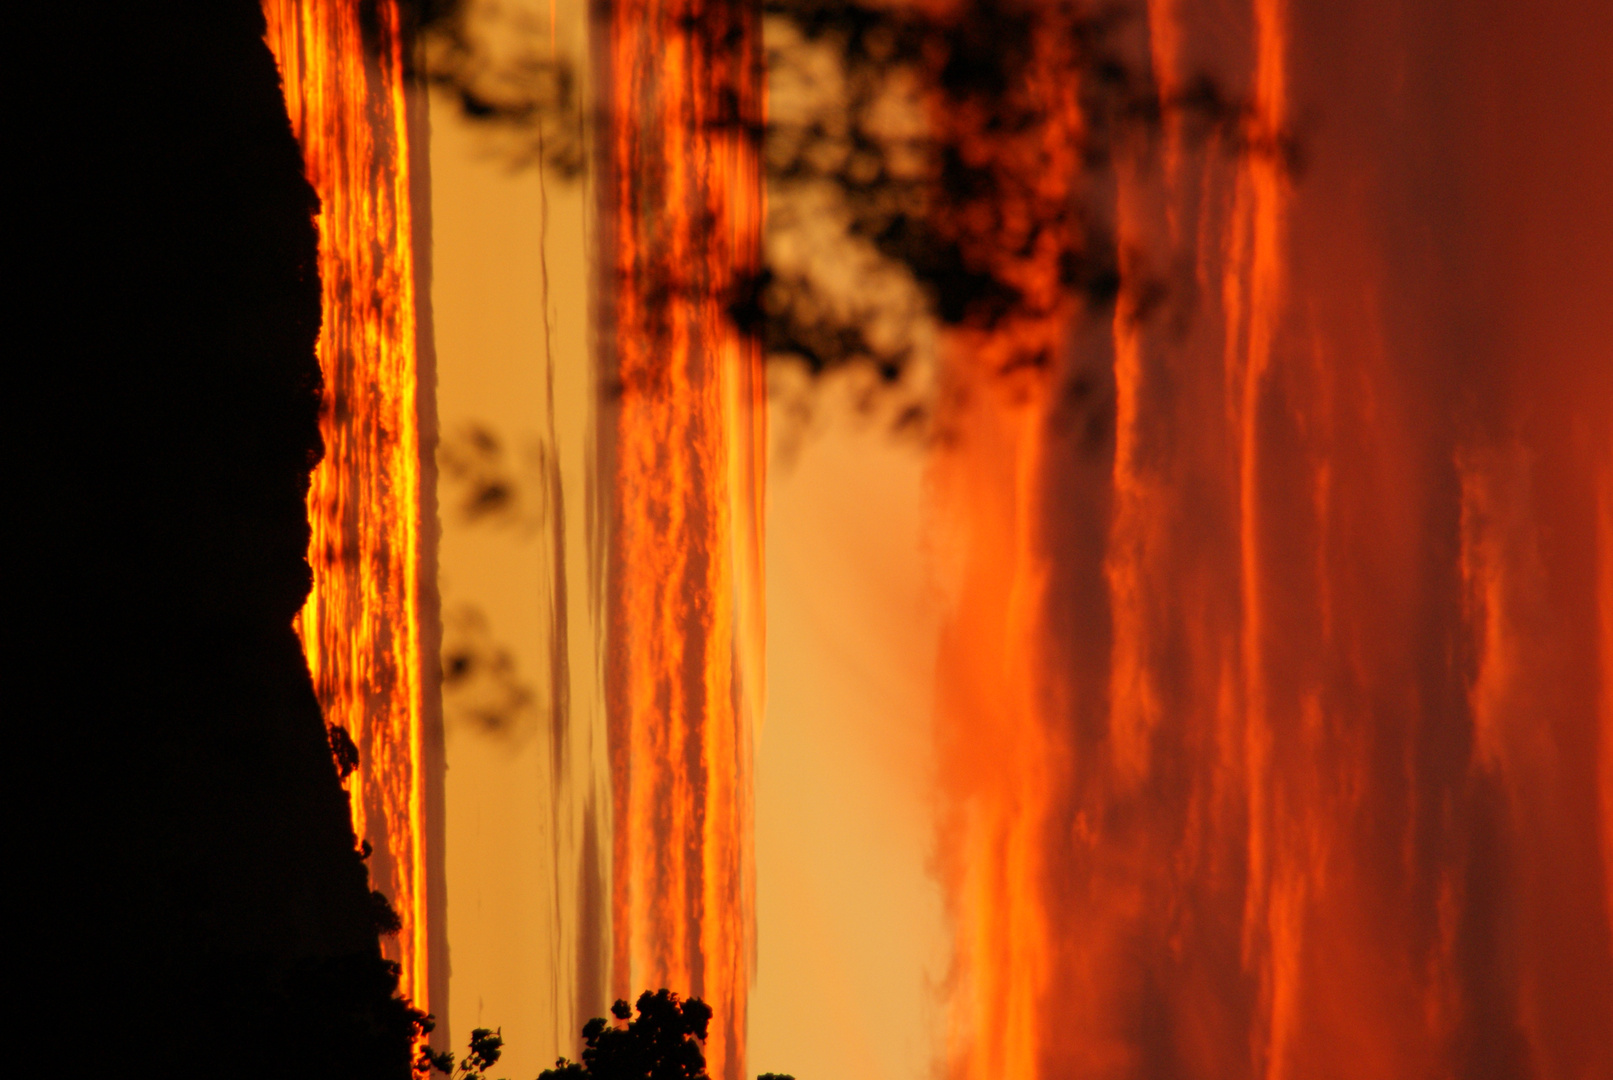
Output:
[264, 0, 429, 1010]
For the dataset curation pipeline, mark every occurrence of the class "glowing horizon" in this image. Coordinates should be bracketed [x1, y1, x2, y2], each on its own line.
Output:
[264, 0, 433, 1012]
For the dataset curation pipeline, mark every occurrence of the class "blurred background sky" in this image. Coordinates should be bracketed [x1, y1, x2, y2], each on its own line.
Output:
[427, 4, 947, 1077]
[422, 0, 1612, 1075]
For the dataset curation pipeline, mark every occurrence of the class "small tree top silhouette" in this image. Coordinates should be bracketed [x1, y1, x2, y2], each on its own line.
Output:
[540, 990, 715, 1080]
[418, 1026, 506, 1080]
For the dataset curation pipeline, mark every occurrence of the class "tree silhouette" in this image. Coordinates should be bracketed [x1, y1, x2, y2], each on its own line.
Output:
[750, 0, 1299, 394]
[418, 1026, 508, 1080]
[327, 722, 362, 780]
[408, 993, 793, 1080]
[397, 0, 585, 176]
[539, 990, 716, 1080]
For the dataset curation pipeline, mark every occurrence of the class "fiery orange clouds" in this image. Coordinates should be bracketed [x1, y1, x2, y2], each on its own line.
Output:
[928, 0, 1612, 1077]
[263, 0, 1611, 1076]
[264, 0, 436, 1014]
[600, 1, 765, 1078]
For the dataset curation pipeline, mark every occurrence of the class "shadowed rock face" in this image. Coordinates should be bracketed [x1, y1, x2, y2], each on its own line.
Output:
[13, 4, 415, 1076]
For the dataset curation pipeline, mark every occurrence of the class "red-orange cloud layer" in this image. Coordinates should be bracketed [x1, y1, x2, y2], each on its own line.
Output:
[602, 1, 766, 1078]
[265, 0, 433, 1014]
[931, 0, 1612, 1077]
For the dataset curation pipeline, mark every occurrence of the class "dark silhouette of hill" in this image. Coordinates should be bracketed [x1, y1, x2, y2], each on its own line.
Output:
[12, 3, 418, 1076]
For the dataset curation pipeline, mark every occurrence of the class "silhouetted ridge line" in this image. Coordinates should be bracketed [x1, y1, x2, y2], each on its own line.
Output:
[13, 3, 419, 1076]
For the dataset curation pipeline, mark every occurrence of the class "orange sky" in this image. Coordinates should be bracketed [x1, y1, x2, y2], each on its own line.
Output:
[265, 0, 435, 1016]
[427, 1, 605, 1065]
[426, 5, 947, 1078]
[423, 0, 1612, 1076]
[927, 0, 1612, 1076]
[752, 386, 947, 1080]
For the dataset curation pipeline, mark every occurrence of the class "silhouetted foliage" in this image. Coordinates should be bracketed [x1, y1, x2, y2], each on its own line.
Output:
[417, 1026, 507, 1080]
[371, 888, 406, 936]
[401, 0, 585, 176]
[539, 990, 716, 1080]
[754, 0, 1301, 398]
[438, 424, 552, 531]
[277, 953, 439, 1077]
[403, 0, 1296, 438]
[409, 996, 785, 1080]
[329, 722, 362, 780]
[434, 424, 549, 746]
[17, 1, 430, 1074]
[441, 604, 541, 740]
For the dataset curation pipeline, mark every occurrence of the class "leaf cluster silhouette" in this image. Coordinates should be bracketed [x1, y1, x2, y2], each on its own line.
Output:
[418, 1026, 507, 1080]
[399, 0, 585, 176]
[751, 0, 1300, 396]
[440, 603, 541, 741]
[408, 991, 795, 1080]
[539, 990, 716, 1080]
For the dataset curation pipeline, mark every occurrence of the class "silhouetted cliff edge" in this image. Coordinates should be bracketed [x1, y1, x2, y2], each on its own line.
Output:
[12, 4, 416, 1076]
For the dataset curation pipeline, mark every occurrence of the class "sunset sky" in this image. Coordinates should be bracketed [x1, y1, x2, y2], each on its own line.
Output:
[426, 5, 947, 1072]
[23, 0, 1603, 1075]
[419, 0, 1611, 1076]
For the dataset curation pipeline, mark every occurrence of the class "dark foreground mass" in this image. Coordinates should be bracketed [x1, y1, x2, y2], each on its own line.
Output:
[13, 4, 414, 1076]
